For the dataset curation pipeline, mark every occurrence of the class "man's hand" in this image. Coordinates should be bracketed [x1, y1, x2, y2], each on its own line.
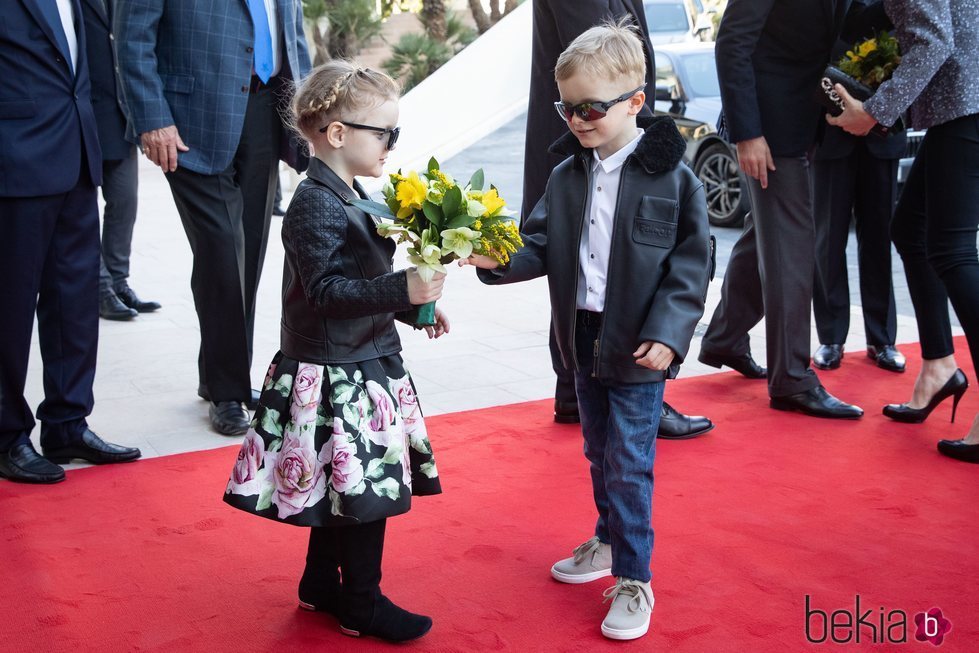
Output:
[736, 136, 776, 189]
[457, 254, 500, 270]
[424, 307, 450, 339]
[633, 341, 675, 371]
[825, 84, 878, 136]
[140, 125, 189, 172]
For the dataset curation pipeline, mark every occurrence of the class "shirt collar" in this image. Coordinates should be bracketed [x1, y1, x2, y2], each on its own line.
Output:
[591, 128, 645, 174]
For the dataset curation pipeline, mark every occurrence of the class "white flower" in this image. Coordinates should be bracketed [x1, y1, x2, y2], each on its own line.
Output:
[440, 227, 481, 259]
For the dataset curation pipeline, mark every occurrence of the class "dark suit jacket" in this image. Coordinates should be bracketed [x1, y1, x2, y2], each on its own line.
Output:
[80, 0, 133, 161]
[716, 0, 851, 156]
[522, 0, 657, 218]
[0, 0, 102, 196]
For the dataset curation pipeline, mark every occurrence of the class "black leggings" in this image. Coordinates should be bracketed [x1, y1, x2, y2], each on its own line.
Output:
[890, 113, 979, 376]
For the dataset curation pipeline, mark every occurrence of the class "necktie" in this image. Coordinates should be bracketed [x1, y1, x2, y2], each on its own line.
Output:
[247, 0, 274, 83]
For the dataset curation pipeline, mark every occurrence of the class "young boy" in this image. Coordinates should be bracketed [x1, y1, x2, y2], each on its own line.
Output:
[460, 20, 711, 640]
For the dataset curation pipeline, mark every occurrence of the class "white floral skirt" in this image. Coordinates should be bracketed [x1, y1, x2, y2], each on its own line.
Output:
[223, 352, 441, 527]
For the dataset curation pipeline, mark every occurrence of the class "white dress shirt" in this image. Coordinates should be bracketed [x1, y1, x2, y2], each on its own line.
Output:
[55, 0, 79, 75]
[577, 129, 645, 312]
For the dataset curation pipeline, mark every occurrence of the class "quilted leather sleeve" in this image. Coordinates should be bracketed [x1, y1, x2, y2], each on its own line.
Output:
[284, 188, 412, 319]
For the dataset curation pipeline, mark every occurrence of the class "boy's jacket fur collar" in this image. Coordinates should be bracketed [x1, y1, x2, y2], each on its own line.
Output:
[548, 115, 687, 175]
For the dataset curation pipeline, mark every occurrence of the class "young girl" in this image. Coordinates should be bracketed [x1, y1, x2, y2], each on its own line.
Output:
[223, 61, 449, 642]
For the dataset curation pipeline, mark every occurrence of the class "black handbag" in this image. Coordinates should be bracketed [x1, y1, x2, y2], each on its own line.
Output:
[814, 65, 903, 137]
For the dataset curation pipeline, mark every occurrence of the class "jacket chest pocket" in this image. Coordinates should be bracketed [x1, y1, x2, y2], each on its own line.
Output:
[633, 196, 678, 248]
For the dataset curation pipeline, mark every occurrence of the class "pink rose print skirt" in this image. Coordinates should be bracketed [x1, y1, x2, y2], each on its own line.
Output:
[223, 352, 441, 527]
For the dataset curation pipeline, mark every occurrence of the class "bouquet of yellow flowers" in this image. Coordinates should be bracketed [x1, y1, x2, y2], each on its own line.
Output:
[838, 31, 901, 89]
[816, 31, 903, 137]
[350, 157, 523, 325]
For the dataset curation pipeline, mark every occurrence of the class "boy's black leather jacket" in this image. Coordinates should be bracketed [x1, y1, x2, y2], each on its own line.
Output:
[480, 116, 711, 383]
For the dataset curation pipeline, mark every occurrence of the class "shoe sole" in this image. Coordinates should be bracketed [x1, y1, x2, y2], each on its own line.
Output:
[339, 622, 433, 641]
[44, 455, 140, 465]
[769, 399, 862, 419]
[0, 469, 66, 484]
[699, 351, 767, 379]
[812, 360, 841, 370]
[550, 566, 612, 584]
[601, 620, 650, 640]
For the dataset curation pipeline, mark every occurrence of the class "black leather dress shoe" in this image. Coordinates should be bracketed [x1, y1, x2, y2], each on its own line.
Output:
[42, 428, 142, 465]
[770, 385, 863, 419]
[115, 285, 162, 313]
[698, 349, 767, 379]
[554, 400, 580, 424]
[199, 385, 261, 411]
[813, 344, 843, 370]
[100, 293, 137, 321]
[867, 345, 906, 373]
[937, 439, 979, 463]
[0, 443, 65, 484]
[657, 401, 714, 439]
[210, 401, 250, 436]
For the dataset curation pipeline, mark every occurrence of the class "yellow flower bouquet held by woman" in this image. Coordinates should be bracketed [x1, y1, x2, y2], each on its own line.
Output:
[815, 31, 903, 137]
[350, 158, 523, 326]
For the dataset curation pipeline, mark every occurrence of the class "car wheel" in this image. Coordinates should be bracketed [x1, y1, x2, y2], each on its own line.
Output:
[694, 142, 748, 228]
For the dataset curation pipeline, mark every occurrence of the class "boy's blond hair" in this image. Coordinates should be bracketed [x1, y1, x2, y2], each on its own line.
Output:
[555, 17, 646, 86]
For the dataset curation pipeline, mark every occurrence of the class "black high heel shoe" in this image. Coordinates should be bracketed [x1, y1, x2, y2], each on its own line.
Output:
[883, 369, 969, 423]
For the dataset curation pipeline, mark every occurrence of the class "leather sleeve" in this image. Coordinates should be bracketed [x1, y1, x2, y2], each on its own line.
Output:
[284, 188, 412, 319]
[478, 181, 549, 286]
[638, 177, 711, 365]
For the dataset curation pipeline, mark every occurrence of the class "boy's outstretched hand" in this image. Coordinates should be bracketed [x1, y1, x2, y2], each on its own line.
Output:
[457, 254, 499, 270]
[633, 341, 675, 371]
[424, 307, 450, 340]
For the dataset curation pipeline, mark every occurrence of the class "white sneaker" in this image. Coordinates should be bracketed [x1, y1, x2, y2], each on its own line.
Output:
[550, 536, 613, 584]
[600, 577, 654, 640]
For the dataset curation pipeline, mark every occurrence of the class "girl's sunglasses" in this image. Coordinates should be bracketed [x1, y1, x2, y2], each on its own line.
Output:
[319, 121, 401, 150]
[553, 86, 645, 122]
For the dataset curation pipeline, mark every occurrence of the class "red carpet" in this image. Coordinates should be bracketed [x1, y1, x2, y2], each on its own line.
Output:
[2, 339, 978, 652]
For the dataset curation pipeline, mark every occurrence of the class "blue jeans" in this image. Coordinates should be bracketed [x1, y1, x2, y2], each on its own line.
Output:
[573, 311, 663, 583]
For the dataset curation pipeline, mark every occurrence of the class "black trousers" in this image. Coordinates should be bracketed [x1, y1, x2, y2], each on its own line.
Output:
[702, 156, 821, 397]
[164, 82, 282, 402]
[0, 178, 100, 451]
[98, 149, 139, 297]
[812, 146, 899, 347]
[891, 113, 979, 375]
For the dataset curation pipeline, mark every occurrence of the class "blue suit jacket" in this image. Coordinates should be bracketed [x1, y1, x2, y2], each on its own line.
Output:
[0, 0, 102, 196]
[80, 0, 134, 161]
[114, 0, 312, 175]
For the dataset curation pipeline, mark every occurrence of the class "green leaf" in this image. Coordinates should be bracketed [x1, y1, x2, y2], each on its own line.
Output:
[468, 168, 484, 191]
[260, 408, 283, 438]
[422, 201, 444, 227]
[445, 213, 477, 229]
[418, 461, 438, 479]
[370, 477, 401, 500]
[365, 458, 386, 480]
[315, 403, 330, 427]
[382, 445, 403, 465]
[385, 195, 401, 217]
[331, 382, 357, 405]
[428, 157, 440, 173]
[346, 480, 366, 497]
[273, 374, 293, 398]
[442, 185, 462, 218]
[256, 485, 273, 511]
[342, 402, 362, 428]
[329, 488, 343, 516]
[349, 198, 397, 220]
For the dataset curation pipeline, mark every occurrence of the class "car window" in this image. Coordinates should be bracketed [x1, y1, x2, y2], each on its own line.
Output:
[655, 57, 677, 84]
[645, 2, 691, 32]
[677, 52, 720, 97]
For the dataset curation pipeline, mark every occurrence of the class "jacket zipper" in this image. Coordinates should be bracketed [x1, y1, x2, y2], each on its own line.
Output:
[592, 162, 631, 380]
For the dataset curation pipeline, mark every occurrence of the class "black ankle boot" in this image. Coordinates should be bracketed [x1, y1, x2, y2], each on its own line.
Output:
[298, 527, 342, 614]
[339, 594, 433, 642]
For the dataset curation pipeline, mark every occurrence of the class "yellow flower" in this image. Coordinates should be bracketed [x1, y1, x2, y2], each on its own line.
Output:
[395, 171, 427, 219]
[481, 188, 506, 216]
[857, 39, 877, 58]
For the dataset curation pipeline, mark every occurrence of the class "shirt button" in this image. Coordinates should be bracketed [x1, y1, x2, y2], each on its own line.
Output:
[590, 254, 595, 259]
[246, 46, 254, 53]
[590, 219, 595, 224]
[109, 34, 115, 41]
[597, 186, 602, 191]
[241, 85, 249, 93]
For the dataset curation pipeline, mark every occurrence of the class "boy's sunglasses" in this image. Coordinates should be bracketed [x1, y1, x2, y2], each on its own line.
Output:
[319, 121, 401, 150]
[553, 86, 645, 122]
